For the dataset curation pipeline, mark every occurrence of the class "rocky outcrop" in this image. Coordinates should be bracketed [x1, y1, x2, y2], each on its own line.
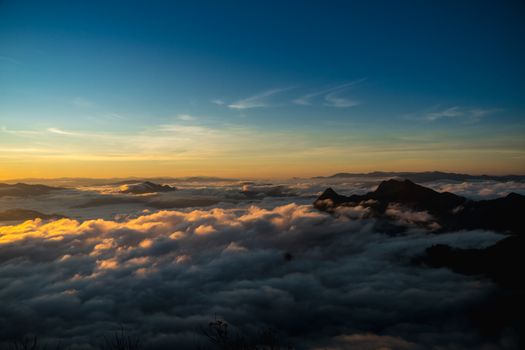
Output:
[314, 179, 524, 234]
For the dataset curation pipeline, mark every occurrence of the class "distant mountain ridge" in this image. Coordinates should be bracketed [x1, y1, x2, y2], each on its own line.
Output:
[0, 209, 66, 222]
[0, 183, 65, 197]
[119, 181, 177, 194]
[313, 171, 525, 182]
[314, 179, 525, 234]
[2, 176, 240, 187]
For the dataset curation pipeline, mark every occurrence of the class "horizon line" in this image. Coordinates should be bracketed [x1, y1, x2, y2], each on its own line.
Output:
[3, 170, 525, 182]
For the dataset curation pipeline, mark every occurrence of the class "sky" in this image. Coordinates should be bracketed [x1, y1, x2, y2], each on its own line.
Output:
[1, 0, 525, 179]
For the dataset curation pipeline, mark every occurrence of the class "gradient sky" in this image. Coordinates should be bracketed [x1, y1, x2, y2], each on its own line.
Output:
[1, 0, 525, 179]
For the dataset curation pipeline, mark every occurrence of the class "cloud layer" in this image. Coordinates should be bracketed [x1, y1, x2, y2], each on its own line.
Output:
[0, 195, 512, 349]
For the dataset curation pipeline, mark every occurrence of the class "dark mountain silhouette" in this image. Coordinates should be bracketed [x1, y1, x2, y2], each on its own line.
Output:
[414, 235, 525, 342]
[414, 235, 524, 289]
[74, 196, 147, 208]
[314, 179, 466, 215]
[241, 184, 296, 198]
[0, 209, 66, 221]
[2, 176, 240, 187]
[119, 181, 177, 194]
[313, 171, 525, 183]
[314, 179, 524, 234]
[315, 187, 357, 207]
[0, 183, 65, 198]
[372, 179, 465, 213]
[455, 192, 525, 234]
[108, 177, 237, 186]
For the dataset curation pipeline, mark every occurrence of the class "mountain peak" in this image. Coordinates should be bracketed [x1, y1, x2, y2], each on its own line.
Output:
[119, 181, 177, 194]
[375, 178, 417, 194]
[318, 187, 339, 200]
[313, 180, 524, 234]
[506, 192, 525, 200]
[371, 179, 465, 211]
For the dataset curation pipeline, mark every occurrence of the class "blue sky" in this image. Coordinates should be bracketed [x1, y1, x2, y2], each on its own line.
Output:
[1, 0, 524, 178]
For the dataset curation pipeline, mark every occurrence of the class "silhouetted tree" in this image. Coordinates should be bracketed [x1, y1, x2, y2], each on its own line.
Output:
[8, 336, 39, 350]
[200, 320, 292, 350]
[100, 327, 141, 350]
[0, 335, 65, 350]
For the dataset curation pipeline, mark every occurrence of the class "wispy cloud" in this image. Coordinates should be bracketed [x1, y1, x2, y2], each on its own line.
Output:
[419, 106, 501, 123]
[157, 124, 215, 136]
[72, 97, 95, 108]
[71, 98, 128, 123]
[47, 128, 78, 136]
[216, 81, 363, 110]
[1, 126, 41, 136]
[177, 114, 195, 121]
[211, 99, 226, 106]
[470, 108, 500, 118]
[103, 113, 126, 120]
[324, 91, 360, 108]
[227, 87, 289, 109]
[293, 79, 365, 107]
[423, 106, 464, 121]
[0, 56, 22, 65]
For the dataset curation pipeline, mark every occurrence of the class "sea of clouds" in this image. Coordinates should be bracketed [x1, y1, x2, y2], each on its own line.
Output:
[0, 178, 522, 349]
